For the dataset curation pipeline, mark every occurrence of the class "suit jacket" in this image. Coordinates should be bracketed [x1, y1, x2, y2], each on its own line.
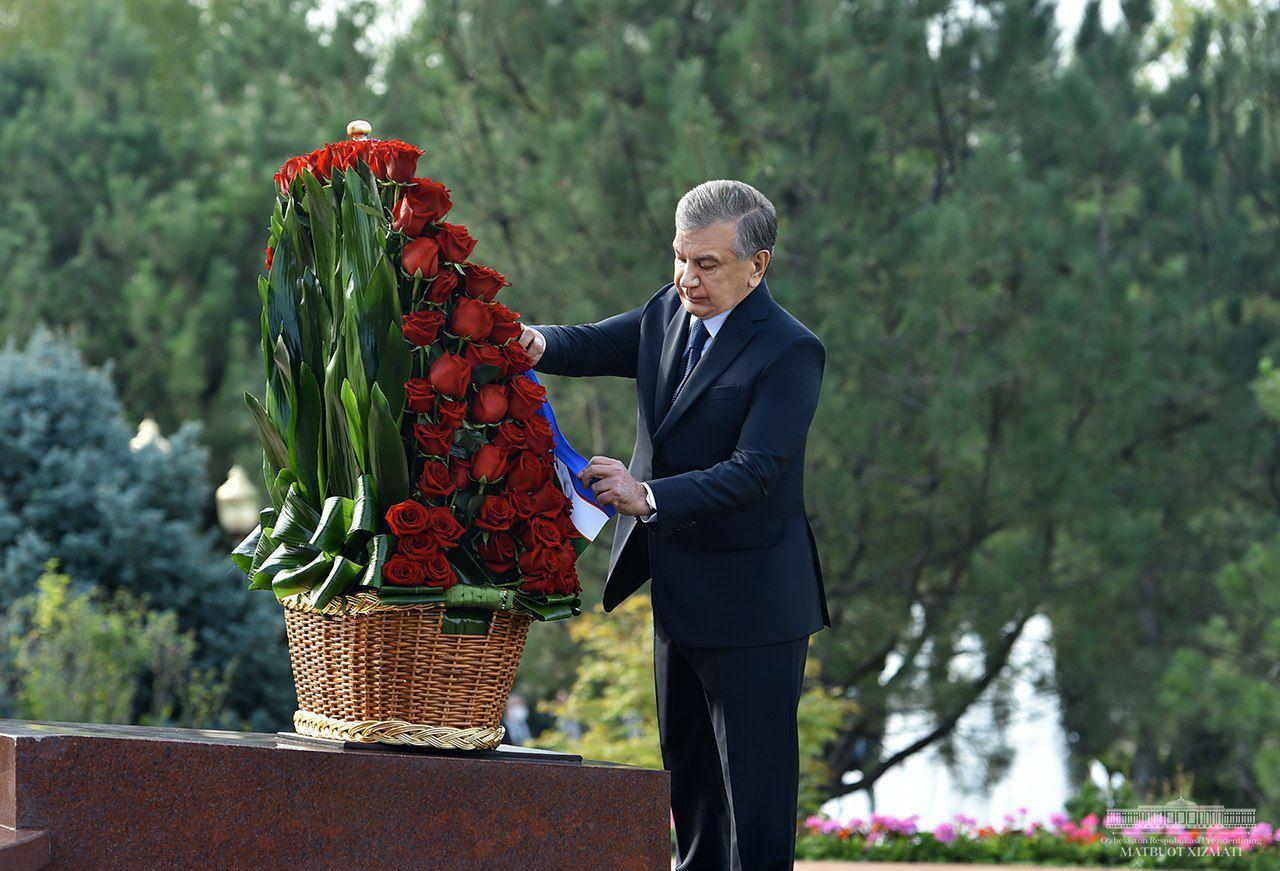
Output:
[529, 276, 830, 647]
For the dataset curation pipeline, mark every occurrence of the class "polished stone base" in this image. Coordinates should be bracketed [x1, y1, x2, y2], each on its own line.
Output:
[0, 719, 670, 870]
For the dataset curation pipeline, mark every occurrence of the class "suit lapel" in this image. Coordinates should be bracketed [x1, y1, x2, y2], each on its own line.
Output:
[652, 305, 690, 428]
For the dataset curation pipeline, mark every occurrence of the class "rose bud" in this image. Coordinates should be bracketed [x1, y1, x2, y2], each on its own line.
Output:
[475, 494, 515, 531]
[402, 236, 441, 278]
[392, 177, 453, 236]
[417, 459, 455, 499]
[436, 222, 478, 263]
[487, 302, 523, 344]
[426, 269, 459, 304]
[264, 246, 275, 270]
[435, 395, 468, 430]
[403, 309, 445, 346]
[463, 341, 507, 372]
[470, 444, 509, 483]
[385, 500, 430, 536]
[428, 352, 473, 397]
[469, 383, 509, 425]
[531, 480, 568, 516]
[449, 297, 494, 342]
[518, 545, 560, 578]
[413, 421, 455, 457]
[383, 554, 426, 587]
[504, 451, 548, 491]
[462, 264, 511, 302]
[501, 341, 534, 378]
[506, 375, 547, 421]
[507, 489, 537, 517]
[449, 455, 473, 491]
[405, 378, 436, 413]
[374, 139, 423, 183]
[422, 505, 466, 548]
[493, 420, 530, 453]
[523, 414, 556, 453]
[420, 549, 458, 589]
[477, 531, 518, 574]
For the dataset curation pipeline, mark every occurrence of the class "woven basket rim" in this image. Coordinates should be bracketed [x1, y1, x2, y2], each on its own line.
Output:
[279, 589, 534, 620]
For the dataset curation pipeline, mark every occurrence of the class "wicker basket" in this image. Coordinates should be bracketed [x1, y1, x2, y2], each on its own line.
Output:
[280, 590, 533, 750]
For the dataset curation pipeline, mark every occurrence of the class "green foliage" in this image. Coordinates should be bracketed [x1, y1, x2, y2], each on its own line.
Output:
[0, 560, 233, 727]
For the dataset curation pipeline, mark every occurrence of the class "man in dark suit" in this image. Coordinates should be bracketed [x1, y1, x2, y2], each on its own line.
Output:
[520, 179, 829, 870]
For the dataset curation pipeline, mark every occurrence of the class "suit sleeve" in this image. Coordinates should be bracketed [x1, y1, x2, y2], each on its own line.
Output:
[525, 300, 646, 380]
[645, 336, 825, 527]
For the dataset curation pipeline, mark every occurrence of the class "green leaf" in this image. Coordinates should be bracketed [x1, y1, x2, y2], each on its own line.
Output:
[376, 320, 411, 427]
[295, 363, 323, 504]
[323, 341, 360, 498]
[309, 556, 363, 610]
[446, 545, 496, 587]
[307, 495, 354, 552]
[301, 168, 338, 317]
[251, 543, 318, 591]
[440, 607, 492, 635]
[349, 475, 378, 539]
[359, 533, 391, 589]
[245, 392, 289, 474]
[368, 383, 410, 506]
[471, 363, 502, 385]
[272, 484, 322, 545]
[272, 550, 334, 599]
[231, 523, 263, 575]
[340, 380, 367, 470]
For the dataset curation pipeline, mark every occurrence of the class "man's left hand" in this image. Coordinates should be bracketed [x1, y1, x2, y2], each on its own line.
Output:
[578, 456, 651, 517]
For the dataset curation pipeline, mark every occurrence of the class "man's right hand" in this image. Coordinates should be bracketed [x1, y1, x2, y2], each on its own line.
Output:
[519, 324, 546, 365]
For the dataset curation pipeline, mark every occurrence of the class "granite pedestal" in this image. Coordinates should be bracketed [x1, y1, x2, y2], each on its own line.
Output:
[0, 719, 670, 869]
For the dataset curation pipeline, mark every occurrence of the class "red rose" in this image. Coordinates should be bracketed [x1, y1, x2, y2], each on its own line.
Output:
[422, 505, 466, 548]
[506, 375, 547, 421]
[419, 548, 458, 589]
[493, 420, 530, 453]
[504, 451, 549, 491]
[398, 533, 439, 561]
[403, 309, 445, 346]
[476, 494, 515, 531]
[463, 264, 512, 302]
[477, 531, 518, 574]
[518, 515, 564, 550]
[518, 545, 560, 578]
[385, 499, 430, 535]
[402, 236, 441, 278]
[554, 511, 582, 541]
[450, 297, 494, 341]
[501, 340, 534, 378]
[435, 395, 468, 430]
[265, 245, 275, 270]
[372, 139, 422, 183]
[469, 383, 509, 424]
[383, 554, 426, 586]
[413, 421, 455, 457]
[519, 574, 558, 595]
[449, 455, 473, 491]
[436, 222, 478, 263]
[463, 341, 507, 372]
[392, 177, 452, 236]
[470, 444, 509, 483]
[274, 156, 310, 195]
[507, 489, 537, 518]
[531, 480, 567, 516]
[428, 352, 473, 397]
[523, 413, 556, 453]
[418, 459, 455, 499]
[426, 269, 459, 304]
[487, 302, 523, 344]
[405, 378, 436, 413]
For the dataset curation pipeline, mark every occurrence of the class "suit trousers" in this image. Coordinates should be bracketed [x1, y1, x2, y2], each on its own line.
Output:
[653, 604, 810, 870]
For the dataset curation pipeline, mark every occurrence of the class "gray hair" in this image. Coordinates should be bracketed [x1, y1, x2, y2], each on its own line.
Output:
[675, 179, 777, 261]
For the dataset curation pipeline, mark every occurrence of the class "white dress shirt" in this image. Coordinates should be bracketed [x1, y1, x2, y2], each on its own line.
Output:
[640, 298, 740, 523]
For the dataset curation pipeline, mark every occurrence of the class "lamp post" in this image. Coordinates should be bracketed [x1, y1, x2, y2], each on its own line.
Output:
[215, 465, 261, 537]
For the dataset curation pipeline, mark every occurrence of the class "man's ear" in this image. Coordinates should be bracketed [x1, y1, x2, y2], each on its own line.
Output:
[749, 250, 771, 287]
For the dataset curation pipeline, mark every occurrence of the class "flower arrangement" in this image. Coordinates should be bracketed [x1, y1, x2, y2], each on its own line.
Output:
[797, 809, 1280, 868]
[231, 126, 583, 624]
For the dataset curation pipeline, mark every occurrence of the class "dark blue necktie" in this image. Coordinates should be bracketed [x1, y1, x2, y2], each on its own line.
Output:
[670, 316, 708, 405]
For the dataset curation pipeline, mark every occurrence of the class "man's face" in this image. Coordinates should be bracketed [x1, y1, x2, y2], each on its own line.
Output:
[672, 221, 768, 319]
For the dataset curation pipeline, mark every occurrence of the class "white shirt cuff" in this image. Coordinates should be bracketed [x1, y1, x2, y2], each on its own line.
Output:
[639, 481, 658, 522]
